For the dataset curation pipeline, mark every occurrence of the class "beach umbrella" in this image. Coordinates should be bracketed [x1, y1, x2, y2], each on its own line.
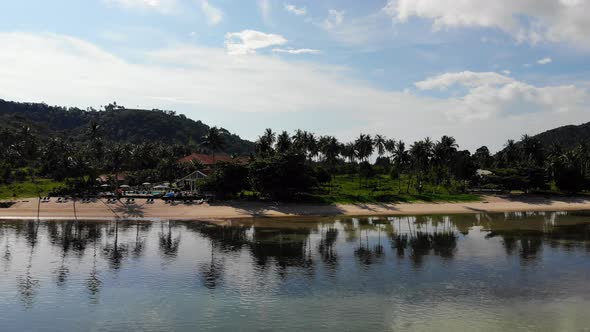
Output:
[154, 185, 169, 189]
[100, 184, 110, 188]
[142, 182, 151, 186]
[120, 185, 130, 188]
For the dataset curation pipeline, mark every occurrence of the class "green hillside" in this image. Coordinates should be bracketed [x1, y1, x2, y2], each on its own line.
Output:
[0, 99, 254, 155]
[530, 122, 590, 150]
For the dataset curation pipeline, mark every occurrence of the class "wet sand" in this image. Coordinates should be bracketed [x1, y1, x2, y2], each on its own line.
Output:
[1, 195, 590, 220]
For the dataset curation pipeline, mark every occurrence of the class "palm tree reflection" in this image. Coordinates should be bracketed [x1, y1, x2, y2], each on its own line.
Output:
[159, 221, 181, 259]
[102, 219, 128, 270]
[86, 223, 102, 303]
[17, 221, 41, 308]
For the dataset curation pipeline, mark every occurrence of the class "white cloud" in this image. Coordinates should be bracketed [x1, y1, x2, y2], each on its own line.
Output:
[272, 48, 320, 54]
[0, 32, 588, 151]
[415, 71, 589, 121]
[225, 30, 287, 55]
[284, 4, 306, 16]
[415, 71, 515, 90]
[537, 57, 552, 65]
[385, 0, 590, 49]
[102, 0, 177, 13]
[322, 9, 345, 30]
[201, 0, 223, 26]
[502, 70, 511, 75]
[257, 0, 272, 23]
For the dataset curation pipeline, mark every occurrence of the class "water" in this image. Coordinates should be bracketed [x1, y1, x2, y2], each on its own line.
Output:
[1, 212, 590, 331]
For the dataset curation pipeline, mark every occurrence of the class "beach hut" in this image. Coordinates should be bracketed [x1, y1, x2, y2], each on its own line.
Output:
[175, 170, 208, 192]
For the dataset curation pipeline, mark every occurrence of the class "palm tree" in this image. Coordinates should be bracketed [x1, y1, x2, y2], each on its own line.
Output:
[355, 134, 374, 162]
[374, 134, 387, 159]
[202, 127, 226, 161]
[256, 128, 276, 158]
[393, 140, 409, 192]
[318, 136, 340, 191]
[385, 139, 396, 160]
[521, 134, 544, 167]
[292, 129, 307, 154]
[341, 142, 358, 164]
[305, 132, 319, 162]
[409, 139, 433, 193]
[502, 139, 519, 167]
[373, 134, 387, 188]
[435, 135, 458, 186]
[355, 134, 374, 188]
[275, 131, 292, 154]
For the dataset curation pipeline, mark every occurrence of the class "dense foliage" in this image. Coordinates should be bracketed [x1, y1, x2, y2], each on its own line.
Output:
[0, 99, 254, 155]
[1, 98, 589, 200]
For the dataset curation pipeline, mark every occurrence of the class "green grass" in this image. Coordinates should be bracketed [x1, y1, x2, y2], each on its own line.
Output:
[0, 179, 65, 200]
[310, 174, 481, 204]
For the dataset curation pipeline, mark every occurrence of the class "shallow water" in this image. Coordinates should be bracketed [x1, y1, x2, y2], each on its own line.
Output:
[1, 212, 590, 331]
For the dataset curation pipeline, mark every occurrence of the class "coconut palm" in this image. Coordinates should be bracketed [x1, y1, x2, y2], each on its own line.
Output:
[319, 136, 340, 165]
[341, 142, 358, 164]
[305, 132, 319, 162]
[435, 135, 458, 185]
[202, 127, 225, 162]
[409, 139, 433, 193]
[521, 134, 544, 167]
[292, 129, 307, 154]
[275, 131, 292, 154]
[502, 139, 520, 167]
[256, 128, 276, 158]
[393, 140, 409, 192]
[355, 134, 374, 188]
[374, 134, 387, 159]
[355, 134, 374, 162]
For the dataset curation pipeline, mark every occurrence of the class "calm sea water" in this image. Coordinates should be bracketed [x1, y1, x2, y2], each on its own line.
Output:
[1, 212, 590, 331]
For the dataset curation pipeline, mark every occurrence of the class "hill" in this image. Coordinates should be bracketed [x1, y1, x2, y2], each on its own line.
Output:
[531, 122, 590, 150]
[0, 99, 255, 155]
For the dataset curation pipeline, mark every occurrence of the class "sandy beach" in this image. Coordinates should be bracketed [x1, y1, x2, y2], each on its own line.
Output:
[1, 195, 590, 220]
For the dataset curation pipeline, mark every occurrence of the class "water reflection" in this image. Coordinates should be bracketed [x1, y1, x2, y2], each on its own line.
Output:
[1, 211, 590, 330]
[159, 221, 181, 259]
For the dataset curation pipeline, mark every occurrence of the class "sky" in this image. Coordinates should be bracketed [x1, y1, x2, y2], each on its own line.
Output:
[0, 0, 589, 152]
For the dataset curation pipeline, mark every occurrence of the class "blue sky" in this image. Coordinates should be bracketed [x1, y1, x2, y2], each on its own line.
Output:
[0, 0, 589, 151]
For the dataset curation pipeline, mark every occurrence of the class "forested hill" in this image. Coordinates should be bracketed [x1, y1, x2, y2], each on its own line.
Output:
[0, 99, 255, 155]
[531, 122, 590, 150]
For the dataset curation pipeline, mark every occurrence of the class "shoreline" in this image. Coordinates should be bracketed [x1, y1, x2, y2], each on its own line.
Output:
[2, 195, 590, 221]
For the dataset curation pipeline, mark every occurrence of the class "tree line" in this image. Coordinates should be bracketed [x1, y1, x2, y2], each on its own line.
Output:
[2, 120, 589, 199]
[201, 128, 590, 200]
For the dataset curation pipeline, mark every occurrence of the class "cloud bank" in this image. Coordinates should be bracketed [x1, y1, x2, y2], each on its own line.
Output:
[0, 32, 587, 151]
[386, 0, 590, 49]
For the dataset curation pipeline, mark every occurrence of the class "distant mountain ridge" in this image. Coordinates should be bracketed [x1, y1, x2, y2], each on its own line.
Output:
[0, 99, 255, 155]
[530, 122, 590, 150]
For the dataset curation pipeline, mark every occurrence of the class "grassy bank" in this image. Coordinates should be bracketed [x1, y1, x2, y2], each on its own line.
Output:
[0, 179, 64, 200]
[1, 175, 481, 205]
[311, 174, 481, 204]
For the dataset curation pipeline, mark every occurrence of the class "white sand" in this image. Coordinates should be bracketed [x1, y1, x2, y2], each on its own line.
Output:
[1, 195, 590, 221]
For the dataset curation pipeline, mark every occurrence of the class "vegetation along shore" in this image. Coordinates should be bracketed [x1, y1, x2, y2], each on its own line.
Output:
[2, 99, 590, 214]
